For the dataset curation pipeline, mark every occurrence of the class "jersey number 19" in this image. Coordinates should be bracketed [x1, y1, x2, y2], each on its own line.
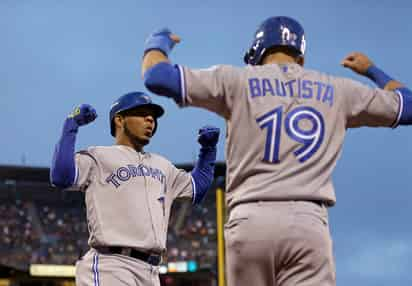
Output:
[256, 106, 325, 163]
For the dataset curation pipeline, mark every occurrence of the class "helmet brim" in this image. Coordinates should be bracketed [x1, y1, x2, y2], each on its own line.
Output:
[139, 103, 165, 118]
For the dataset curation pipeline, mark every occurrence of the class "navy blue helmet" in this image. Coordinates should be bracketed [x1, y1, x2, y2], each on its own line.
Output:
[244, 16, 306, 65]
[109, 91, 164, 137]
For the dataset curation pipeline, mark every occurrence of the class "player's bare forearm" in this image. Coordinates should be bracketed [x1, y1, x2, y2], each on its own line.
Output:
[142, 30, 181, 78]
[384, 80, 403, 91]
[141, 50, 169, 78]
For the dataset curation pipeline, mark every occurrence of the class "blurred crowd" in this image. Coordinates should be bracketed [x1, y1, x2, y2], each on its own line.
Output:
[167, 199, 217, 268]
[0, 199, 39, 269]
[0, 190, 217, 270]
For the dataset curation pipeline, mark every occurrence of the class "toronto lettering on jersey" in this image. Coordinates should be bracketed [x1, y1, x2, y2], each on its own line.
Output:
[248, 78, 334, 107]
[105, 164, 166, 188]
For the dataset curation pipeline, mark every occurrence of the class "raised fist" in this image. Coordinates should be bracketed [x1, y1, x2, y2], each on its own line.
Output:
[198, 125, 220, 148]
[341, 52, 374, 75]
[68, 104, 97, 126]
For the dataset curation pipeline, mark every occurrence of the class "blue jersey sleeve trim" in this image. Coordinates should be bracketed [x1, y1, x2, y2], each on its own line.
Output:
[74, 165, 79, 185]
[190, 175, 197, 204]
[395, 87, 412, 126]
[177, 65, 187, 106]
[392, 90, 403, 128]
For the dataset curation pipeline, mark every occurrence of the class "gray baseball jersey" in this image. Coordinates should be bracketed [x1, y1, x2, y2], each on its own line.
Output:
[73, 144, 193, 253]
[178, 63, 401, 209]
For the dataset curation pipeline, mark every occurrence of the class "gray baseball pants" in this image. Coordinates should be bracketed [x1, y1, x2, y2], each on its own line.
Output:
[225, 201, 336, 286]
[75, 248, 160, 286]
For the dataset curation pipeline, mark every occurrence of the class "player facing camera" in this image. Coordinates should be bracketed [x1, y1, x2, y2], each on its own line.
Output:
[110, 92, 164, 150]
[50, 90, 219, 286]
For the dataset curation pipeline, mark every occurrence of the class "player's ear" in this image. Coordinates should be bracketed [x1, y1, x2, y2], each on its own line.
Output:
[114, 115, 124, 134]
[297, 56, 304, 66]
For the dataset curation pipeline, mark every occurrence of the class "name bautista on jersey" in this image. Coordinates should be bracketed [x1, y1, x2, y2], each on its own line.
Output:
[248, 78, 334, 107]
[105, 164, 166, 188]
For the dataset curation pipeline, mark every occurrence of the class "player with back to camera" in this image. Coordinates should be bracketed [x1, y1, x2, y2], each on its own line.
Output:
[50, 91, 220, 286]
[141, 16, 412, 286]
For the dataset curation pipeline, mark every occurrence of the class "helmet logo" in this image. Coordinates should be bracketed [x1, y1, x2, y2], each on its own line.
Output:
[280, 25, 299, 47]
[281, 26, 291, 43]
[256, 31, 264, 39]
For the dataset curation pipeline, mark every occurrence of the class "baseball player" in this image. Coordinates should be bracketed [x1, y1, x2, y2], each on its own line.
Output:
[140, 17, 412, 286]
[49, 91, 220, 286]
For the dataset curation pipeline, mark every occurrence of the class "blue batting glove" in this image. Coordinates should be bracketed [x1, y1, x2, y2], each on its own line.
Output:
[144, 28, 177, 57]
[198, 126, 220, 148]
[68, 104, 97, 126]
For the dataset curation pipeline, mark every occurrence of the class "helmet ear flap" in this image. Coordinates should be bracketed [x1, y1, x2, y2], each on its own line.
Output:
[110, 114, 124, 137]
[244, 49, 251, 64]
[244, 42, 259, 65]
[244, 48, 253, 64]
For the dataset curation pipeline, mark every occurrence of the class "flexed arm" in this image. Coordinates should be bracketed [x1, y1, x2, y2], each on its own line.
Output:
[141, 28, 180, 76]
[50, 104, 97, 188]
[342, 52, 412, 125]
[141, 28, 184, 104]
[341, 52, 403, 91]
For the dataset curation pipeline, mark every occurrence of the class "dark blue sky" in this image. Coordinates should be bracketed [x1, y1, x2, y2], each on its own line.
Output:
[1, 1, 411, 284]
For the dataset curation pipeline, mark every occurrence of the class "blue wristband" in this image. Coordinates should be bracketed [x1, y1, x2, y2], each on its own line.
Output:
[144, 28, 176, 57]
[365, 65, 393, 89]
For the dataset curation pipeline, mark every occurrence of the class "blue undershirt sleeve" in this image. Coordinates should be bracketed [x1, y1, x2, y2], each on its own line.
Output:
[190, 146, 217, 204]
[50, 118, 79, 188]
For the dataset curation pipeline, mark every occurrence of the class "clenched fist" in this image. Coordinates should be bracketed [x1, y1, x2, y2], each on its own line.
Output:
[341, 52, 374, 75]
[198, 126, 220, 148]
[68, 104, 97, 127]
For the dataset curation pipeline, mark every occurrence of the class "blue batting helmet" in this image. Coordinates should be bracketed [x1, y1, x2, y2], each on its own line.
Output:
[244, 16, 306, 65]
[109, 91, 164, 137]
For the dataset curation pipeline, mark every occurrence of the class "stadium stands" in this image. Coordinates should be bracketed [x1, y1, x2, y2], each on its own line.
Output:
[0, 164, 224, 272]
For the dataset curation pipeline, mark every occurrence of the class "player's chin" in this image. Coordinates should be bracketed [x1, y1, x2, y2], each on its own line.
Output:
[137, 129, 154, 145]
[139, 135, 151, 145]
